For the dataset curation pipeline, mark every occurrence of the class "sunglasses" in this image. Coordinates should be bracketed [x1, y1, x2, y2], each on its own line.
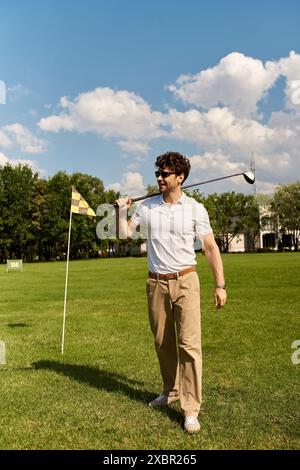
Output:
[155, 170, 176, 179]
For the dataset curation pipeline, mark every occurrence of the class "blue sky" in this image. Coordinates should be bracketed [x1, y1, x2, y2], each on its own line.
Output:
[0, 0, 299, 195]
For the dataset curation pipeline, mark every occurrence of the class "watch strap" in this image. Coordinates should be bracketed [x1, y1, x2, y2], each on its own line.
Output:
[216, 282, 227, 289]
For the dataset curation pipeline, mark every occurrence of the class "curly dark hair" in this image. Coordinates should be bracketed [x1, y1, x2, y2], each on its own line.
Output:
[155, 151, 191, 183]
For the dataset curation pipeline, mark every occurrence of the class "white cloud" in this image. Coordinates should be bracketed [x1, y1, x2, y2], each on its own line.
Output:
[169, 50, 300, 118]
[0, 152, 9, 165]
[0, 80, 6, 104]
[165, 104, 300, 184]
[118, 140, 150, 155]
[277, 51, 300, 79]
[189, 151, 242, 175]
[0, 129, 12, 148]
[3, 123, 47, 154]
[0, 151, 39, 170]
[276, 51, 300, 110]
[106, 171, 145, 197]
[268, 110, 299, 128]
[255, 180, 277, 194]
[38, 87, 165, 153]
[168, 52, 279, 118]
[165, 107, 277, 153]
[105, 182, 121, 193]
[286, 80, 300, 108]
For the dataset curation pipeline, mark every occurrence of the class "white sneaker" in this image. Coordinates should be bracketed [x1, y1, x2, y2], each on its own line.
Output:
[148, 394, 179, 408]
[184, 416, 200, 433]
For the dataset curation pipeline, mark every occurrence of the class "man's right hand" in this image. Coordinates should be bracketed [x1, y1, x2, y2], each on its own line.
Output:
[114, 196, 132, 209]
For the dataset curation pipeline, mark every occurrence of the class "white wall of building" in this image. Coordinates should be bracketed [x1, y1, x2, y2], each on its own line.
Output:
[228, 234, 245, 252]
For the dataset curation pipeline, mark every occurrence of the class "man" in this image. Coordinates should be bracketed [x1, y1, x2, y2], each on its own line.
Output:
[115, 151, 227, 433]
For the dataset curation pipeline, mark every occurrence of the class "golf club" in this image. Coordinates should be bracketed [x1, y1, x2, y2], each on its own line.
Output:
[128, 169, 255, 204]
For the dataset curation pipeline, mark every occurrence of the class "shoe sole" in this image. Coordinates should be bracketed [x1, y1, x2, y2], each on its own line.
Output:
[184, 426, 200, 433]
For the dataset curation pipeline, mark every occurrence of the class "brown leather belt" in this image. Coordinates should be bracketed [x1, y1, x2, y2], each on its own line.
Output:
[148, 266, 196, 280]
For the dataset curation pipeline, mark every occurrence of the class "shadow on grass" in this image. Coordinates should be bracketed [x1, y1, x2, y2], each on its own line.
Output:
[33, 360, 182, 426]
[6, 323, 28, 328]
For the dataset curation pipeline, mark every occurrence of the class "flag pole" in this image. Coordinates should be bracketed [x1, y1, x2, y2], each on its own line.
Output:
[61, 207, 72, 354]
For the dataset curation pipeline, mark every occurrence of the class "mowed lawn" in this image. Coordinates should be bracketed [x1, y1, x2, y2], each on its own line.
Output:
[0, 253, 299, 450]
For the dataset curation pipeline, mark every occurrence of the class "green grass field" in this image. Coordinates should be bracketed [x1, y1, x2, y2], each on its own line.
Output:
[0, 253, 299, 450]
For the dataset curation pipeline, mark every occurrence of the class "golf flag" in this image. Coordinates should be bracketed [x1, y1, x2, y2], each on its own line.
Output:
[71, 186, 96, 217]
[61, 187, 96, 354]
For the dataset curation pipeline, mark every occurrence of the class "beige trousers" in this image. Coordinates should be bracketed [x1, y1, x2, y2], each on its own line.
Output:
[146, 271, 202, 417]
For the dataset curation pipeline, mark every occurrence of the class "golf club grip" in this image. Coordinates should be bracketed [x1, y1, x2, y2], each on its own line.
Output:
[131, 193, 160, 202]
[113, 193, 160, 207]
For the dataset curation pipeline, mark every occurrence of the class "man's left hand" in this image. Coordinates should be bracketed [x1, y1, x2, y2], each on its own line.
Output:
[215, 288, 227, 309]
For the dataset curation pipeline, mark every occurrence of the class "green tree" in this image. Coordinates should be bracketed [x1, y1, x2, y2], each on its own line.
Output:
[193, 192, 260, 253]
[40, 171, 71, 260]
[146, 184, 159, 196]
[238, 195, 261, 251]
[0, 164, 38, 262]
[214, 192, 261, 252]
[31, 178, 48, 261]
[189, 189, 206, 205]
[271, 182, 300, 251]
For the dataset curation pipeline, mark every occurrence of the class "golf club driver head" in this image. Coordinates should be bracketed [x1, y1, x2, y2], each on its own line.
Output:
[243, 170, 255, 184]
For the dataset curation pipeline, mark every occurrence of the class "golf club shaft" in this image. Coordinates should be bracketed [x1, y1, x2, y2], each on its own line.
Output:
[131, 171, 245, 203]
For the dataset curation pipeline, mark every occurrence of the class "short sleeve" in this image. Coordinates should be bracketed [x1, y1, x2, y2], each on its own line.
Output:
[195, 203, 213, 239]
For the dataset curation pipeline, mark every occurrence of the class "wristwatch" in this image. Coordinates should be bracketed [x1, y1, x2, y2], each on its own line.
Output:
[216, 282, 227, 290]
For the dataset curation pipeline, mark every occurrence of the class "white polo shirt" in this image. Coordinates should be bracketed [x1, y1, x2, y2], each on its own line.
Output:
[130, 192, 212, 274]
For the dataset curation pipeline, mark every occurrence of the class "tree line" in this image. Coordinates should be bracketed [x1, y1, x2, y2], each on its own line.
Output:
[191, 182, 299, 252]
[0, 164, 118, 262]
[0, 163, 299, 262]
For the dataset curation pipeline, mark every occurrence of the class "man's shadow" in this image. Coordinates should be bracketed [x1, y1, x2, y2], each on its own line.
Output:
[33, 360, 182, 425]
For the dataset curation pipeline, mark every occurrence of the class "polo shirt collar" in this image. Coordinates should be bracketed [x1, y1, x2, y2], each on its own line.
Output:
[159, 191, 186, 205]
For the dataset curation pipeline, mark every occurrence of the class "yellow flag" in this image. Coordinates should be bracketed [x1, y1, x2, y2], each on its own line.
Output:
[71, 186, 96, 217]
